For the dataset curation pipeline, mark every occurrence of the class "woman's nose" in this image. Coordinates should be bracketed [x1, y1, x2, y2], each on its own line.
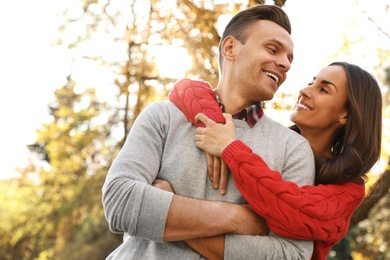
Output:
[299, 86, 310, 98]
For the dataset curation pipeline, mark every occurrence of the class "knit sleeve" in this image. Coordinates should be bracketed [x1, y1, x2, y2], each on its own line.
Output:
[222, 140, 365, 243]
[168, 78, 225, 127]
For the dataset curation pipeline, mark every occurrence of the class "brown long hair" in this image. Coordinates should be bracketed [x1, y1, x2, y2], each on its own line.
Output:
[218, 5, 291, 72]
[292, 62, 382, 185]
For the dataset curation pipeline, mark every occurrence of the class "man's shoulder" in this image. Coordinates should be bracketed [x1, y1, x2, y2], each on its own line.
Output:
[143, 101, 180, 113]
[140, 101, 187, 122]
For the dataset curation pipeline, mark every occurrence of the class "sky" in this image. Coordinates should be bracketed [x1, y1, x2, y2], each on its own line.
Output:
[0, 0, 389, 179]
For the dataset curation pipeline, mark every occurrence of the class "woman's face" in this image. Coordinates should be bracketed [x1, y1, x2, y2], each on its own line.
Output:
[290, 65, 349, 133]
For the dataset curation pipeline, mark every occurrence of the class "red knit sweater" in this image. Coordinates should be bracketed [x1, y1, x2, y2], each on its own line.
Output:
[169, 78, 365, 260]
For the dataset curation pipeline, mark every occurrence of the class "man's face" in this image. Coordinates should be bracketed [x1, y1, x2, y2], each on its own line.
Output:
[227, 20, 294, 103]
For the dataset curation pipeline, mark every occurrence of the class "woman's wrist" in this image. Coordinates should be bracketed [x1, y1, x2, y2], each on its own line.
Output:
[221, 140, 239, 161]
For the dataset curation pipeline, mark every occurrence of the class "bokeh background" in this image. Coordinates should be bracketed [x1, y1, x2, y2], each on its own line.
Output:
[0, 0, 389, 259]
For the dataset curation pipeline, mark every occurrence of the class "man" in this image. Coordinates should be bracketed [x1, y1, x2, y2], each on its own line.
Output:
[102, 5, 315, 259]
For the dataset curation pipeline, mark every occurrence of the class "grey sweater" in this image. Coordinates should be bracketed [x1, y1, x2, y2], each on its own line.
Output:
[102, 101, 316, 259]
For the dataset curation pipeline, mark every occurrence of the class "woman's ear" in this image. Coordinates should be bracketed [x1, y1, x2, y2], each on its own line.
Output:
[339, 112, 347, 125]
[221, 36, 236, 61]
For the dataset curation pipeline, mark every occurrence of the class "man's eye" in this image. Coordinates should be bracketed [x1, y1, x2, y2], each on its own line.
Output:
[267, 47, 276, 54]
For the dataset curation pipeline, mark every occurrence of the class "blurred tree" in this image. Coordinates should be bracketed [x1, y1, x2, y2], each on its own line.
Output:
[53, 0, 287, 143]
[1, 0, 389, 259]
[0, 76, 121, 259]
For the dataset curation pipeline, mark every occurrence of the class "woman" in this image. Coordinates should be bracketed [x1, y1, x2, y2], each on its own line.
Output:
[166, 62, 382, 259]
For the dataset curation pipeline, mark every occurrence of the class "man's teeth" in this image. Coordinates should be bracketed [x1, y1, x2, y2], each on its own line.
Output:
[264, 71, 279, 84]
[297, 103, 311, 111]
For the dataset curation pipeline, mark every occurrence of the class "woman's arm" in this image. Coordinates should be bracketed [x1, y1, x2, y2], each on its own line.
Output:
[195, 113, 365, 242]
[169, 80, 366, 243]
[222, 139, 365, 242]
[169, 78, 225, 127]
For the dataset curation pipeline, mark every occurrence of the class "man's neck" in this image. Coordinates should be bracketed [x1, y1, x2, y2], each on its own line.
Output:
[215, 87, 252, 114]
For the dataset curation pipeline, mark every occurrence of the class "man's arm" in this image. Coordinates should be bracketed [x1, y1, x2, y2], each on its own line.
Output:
[185, 232, 312, 260]
[102, 104, 175, 242]
[152, 179, 269, 242]
[103, 103, 266, 242]
[186, 235, 225, 260]
[164, 195, 266, 241]
[152, 179, 269, 259]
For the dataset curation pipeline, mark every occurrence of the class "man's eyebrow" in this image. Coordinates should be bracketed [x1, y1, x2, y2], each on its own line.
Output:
[268, 38, 293, 62]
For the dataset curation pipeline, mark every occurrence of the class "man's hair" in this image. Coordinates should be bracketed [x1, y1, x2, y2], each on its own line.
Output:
[218, 5, 292, 72]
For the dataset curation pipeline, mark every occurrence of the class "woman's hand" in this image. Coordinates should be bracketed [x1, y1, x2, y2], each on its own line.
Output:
[206, 153, 229, 195]
[194, 113, 236, 157]
[195, 113, 235, 194]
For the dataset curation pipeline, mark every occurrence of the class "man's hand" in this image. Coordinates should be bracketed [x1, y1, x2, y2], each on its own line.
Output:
[152, 179, 174, 193]
[234, 204, 270, 236]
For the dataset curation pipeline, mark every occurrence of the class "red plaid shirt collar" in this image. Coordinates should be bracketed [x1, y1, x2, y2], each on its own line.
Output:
[215, 91, 264, 127]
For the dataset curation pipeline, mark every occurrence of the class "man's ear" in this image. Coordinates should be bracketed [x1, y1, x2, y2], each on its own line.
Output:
[221, 36, 236, 61]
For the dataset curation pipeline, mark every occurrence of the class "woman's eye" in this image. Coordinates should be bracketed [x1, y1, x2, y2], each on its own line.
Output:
[307, 81, 314, 86]
[320, 87, 329, 93]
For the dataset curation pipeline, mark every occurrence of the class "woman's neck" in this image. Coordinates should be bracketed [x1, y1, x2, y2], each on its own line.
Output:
[299, 128, 334, 159]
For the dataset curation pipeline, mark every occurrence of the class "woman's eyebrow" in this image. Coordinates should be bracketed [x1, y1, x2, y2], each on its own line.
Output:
[321, 80, 337, 89]
[314, 76, 337, 90]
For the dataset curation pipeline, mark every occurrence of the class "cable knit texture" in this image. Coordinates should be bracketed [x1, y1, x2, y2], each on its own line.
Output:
[169, 78, 365, 260]
[169, 78, 225, 127]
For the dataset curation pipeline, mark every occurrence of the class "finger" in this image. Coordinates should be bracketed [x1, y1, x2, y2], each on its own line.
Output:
[222, 113, 233, 122]
[195, 113, 215, 127]
[219, 161, 229, 195]
[213, 156, 221, 189]
[194, 127, 204, 146]
[194, 132, 202, 142]
[195, 127, 205, 135]
[223, 113, 234, 127]
[206, 152, 214, 181]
